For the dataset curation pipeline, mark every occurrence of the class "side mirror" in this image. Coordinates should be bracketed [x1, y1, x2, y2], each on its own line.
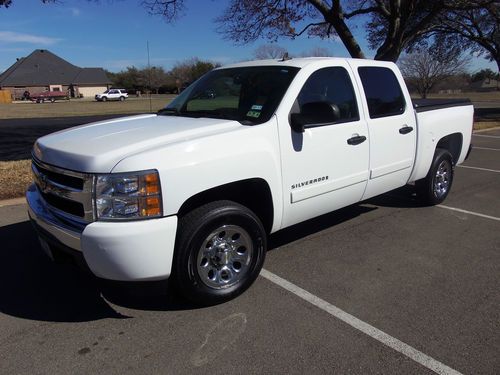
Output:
[290, 113, 306, 133]
[290, 102, 340, 132]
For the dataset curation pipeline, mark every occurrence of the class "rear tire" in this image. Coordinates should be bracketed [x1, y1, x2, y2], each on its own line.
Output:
[119, 96, 125, 101]
[416, 148, 454, 205]
[173, 200, 266, 305]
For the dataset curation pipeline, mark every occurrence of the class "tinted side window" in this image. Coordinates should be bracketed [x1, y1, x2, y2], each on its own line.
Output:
[358, 67, 406, 118]
[296, 67, 359, 124]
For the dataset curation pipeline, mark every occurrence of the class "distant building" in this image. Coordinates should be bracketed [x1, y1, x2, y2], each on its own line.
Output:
[468, 78, 499, 92]
[0, 49, 112, 99]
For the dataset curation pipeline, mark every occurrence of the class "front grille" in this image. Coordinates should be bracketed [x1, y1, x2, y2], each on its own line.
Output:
[35, 163, 83, 190]
[40, 190, 85, 217]
[32, 157, 94, 223]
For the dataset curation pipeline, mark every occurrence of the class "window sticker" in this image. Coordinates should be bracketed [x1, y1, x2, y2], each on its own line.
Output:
[251, 104, 263, 110]
[246, 110, 261, 118]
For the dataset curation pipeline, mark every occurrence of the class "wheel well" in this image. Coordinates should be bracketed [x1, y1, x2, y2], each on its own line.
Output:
[177, 178, 274, 234]
[436, 133, 462, 164]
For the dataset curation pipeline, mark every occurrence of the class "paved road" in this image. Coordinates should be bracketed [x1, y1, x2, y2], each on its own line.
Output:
[0, 114, 145, 161]
[0, 129, 498, 374]
[1, 104, 499, 161]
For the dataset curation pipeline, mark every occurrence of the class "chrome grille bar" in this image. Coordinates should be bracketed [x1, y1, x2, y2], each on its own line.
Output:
[31, 157, 94, 223]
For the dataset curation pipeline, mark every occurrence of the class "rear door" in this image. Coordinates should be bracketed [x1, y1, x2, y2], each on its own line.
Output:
[349, 62, 417, 199]
[108, 89, 119, 100]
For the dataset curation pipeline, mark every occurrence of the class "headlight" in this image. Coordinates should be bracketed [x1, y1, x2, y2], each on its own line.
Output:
[94, 170, 162, 220]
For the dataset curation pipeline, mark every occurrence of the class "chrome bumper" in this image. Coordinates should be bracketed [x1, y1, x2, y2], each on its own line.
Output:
[26, 183, 83, 251]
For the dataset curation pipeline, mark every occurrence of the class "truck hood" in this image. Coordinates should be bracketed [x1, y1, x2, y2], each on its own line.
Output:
[34, 114, 242, 172]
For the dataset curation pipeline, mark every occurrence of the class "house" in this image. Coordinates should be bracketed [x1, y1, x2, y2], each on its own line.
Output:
[0, 49, 112, 99]
[468, 78, 499, 92]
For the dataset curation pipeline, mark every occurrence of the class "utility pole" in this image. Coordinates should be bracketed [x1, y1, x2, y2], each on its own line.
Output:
[147, 41, 152, 113]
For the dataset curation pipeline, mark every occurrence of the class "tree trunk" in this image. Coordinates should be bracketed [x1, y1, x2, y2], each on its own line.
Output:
[328, 15, 366, 59]
[308, 0, 366, 59]
[374, 44, 402, 62]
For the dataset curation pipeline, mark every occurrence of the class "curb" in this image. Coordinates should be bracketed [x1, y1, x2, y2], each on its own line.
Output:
[0, 197, 26, 207]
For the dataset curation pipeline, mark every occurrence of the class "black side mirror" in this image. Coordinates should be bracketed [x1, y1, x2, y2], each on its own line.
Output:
[290, 102, 340, 132]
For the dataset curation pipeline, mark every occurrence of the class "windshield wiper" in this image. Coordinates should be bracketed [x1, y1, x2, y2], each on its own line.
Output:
[157, 108, 180, 116]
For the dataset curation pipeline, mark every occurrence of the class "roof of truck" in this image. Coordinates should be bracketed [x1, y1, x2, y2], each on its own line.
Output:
[220, 57, 384, 69]
[218, 57, 395, 69]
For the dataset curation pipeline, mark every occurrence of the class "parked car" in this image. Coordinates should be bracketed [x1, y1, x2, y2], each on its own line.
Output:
[27, 57, 473, 305]
[95, 88, 128, 102]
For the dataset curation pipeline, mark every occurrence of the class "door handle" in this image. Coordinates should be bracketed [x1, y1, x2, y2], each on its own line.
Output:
[347, 135, 367, 145]
[399, 126, 414, 134]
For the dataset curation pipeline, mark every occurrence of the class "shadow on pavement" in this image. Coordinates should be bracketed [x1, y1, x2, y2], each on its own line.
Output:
[0, 220, 195, 322]
[269, 203, 378, 250]
[366, 185, 429, 209]
[0, 186, 424, 321]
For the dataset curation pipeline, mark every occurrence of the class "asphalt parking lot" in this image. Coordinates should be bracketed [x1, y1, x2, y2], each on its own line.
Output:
[0, 128, 498, 374]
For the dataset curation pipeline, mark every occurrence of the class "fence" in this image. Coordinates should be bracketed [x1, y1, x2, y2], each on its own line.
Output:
[0, 90, 12, 104]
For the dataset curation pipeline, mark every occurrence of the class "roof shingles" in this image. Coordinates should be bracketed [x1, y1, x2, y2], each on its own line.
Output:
[0, 49, 111, 86]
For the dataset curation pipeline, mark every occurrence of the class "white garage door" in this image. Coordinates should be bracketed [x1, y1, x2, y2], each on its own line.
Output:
[78, 86, 108, 98]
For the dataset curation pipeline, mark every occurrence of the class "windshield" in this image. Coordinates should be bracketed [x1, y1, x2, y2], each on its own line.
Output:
[159, 66, 300, 125]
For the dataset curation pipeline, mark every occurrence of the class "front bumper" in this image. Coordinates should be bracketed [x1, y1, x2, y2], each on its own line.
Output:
[27, 183, 177, 281]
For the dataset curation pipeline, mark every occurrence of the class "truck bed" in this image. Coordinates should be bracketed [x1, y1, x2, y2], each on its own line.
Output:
[412, 98, 471, 113]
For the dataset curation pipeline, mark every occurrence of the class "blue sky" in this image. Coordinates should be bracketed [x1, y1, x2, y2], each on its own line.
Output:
[0, 0, 496, 73]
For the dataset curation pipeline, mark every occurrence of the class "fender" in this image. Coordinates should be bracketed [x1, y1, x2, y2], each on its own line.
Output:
[111, 117, 284, 233]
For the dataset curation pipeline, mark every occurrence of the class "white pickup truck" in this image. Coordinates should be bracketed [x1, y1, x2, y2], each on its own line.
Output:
[27, 57, 473, 304]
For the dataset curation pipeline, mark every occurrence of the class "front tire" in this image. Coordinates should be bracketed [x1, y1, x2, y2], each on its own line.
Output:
[416, 148, 454, 205]
[102, 96, 107, 102]
[173, 200, 266, 305]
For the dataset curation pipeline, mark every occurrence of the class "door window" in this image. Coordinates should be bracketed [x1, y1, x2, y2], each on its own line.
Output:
[294, 67, 359, 125]
[358, 67, 406, 119]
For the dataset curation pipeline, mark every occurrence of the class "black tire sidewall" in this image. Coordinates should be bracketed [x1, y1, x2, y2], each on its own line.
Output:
[419, 149, 454, 205]
[175, 203, 266, 304]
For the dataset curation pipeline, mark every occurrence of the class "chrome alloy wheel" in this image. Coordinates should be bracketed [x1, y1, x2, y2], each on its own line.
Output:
[196, 225, 253, 289]
[433, 160, 451, 199]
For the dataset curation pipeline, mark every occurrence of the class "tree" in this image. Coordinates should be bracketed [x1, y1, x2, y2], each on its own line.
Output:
[4, 0, 495, 66]
[169, 58, 220, 92]
[253, 44, 288, 59]
[399, 46, 468, 98]
[433, 3, 499, 72]
[140, 66, 169, 94]
[471, 68, 499, 82]
[111, 66, 143, 90]
[215, 0, 495, 62]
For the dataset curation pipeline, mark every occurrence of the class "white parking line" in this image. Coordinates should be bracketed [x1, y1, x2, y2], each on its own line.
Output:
[473, 147, 500, 151]
[472, 134, 500, 138]
[457, 165, 500, 173]
[473, 126, 500, 133]
[437, 205, 500, 222]
[260, 269, 463, 375]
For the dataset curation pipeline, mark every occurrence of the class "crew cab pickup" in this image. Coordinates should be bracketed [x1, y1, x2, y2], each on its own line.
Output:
[27, 58, 473, 304]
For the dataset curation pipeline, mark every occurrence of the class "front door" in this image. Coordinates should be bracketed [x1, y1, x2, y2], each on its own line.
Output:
[278, 63, 370, 228]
